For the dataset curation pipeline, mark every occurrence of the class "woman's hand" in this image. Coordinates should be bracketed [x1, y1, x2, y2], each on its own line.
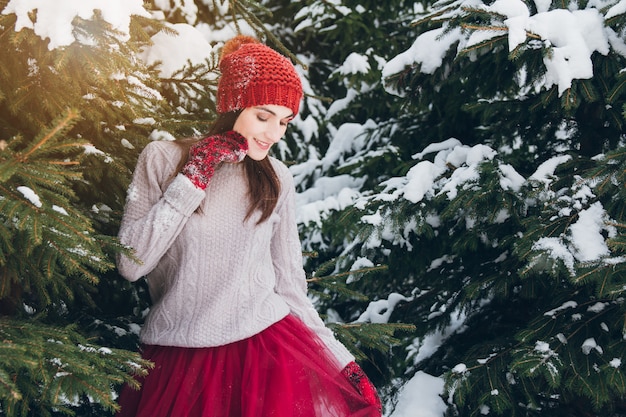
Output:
[342, 361, 382, 412]
[182, 130, 248, 189]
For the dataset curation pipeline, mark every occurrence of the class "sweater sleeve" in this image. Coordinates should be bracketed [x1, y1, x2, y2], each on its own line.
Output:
[117, 141, 205, 282]
[270, 162, 355, 368]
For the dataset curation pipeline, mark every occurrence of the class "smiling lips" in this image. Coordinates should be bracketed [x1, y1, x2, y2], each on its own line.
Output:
[255, 138, 271, 151]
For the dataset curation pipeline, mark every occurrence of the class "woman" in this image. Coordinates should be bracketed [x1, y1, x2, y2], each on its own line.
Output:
[115, 35, 382, 416]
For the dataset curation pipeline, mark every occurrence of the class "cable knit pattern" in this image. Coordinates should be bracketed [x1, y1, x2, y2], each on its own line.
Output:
[117, 140, 355, 367]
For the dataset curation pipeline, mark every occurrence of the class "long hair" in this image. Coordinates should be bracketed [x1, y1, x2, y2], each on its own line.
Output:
[176, 111, 281, 224]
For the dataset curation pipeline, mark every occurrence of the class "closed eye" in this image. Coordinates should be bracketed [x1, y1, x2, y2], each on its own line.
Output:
[254, 106, 294, 126]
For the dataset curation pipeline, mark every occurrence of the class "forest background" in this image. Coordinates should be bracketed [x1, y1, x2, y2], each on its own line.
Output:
[2, 0, 626, 416]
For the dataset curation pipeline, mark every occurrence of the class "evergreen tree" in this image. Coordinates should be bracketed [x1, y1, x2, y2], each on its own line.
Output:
[0, 1, 274, 415]
[0, 2, 161, 414]
[266, 0, 626, 416]
[383, 1, 626, 414]
[279, 0, 626, 416]
[262, 0, 425, 395]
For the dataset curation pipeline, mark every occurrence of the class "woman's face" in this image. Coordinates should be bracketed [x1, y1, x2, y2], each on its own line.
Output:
[233, 104, 294, 161]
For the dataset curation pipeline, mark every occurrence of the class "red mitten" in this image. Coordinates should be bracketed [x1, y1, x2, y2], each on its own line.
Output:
[342, 361, 382, 412]
[182, 131, 248, 189]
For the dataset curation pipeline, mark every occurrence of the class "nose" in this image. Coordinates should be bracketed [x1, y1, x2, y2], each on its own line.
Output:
[265, 121, 285, 143]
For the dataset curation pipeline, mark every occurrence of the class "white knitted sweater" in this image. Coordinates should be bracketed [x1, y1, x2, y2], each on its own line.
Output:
[117, 140, 354, 367]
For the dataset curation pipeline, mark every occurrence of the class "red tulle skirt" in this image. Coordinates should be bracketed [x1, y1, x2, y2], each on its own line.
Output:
[116, 315, 381, 417]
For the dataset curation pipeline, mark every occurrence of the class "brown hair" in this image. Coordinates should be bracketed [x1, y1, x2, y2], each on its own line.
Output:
[175, 111, 281, 224]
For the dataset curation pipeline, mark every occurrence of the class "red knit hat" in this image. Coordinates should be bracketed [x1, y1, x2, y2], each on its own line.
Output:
[217, 35, 303, 115]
